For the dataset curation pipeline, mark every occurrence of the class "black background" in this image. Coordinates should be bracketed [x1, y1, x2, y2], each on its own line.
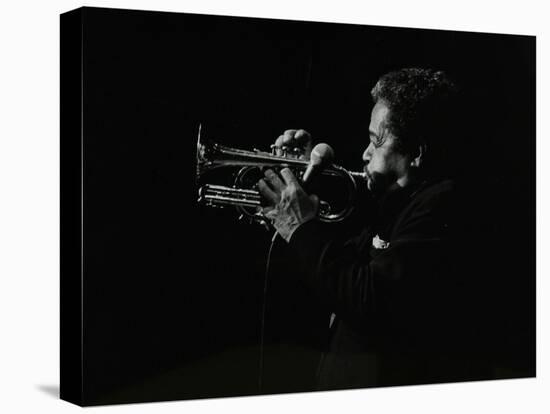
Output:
[77, 7, 535, 405]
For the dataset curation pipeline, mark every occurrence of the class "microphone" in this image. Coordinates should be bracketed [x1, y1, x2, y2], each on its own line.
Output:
[302, 143, 335, 183]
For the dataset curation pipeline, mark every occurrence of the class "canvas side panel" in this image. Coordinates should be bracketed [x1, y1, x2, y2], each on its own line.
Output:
[60, 7, 84, 407]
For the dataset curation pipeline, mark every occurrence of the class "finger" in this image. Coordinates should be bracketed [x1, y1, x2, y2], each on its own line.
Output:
[264, 169, 285, 192]
[282, 129, 312, 158]
[274, 135, 285, 156]
[282, 129, 297, 146]
[309, 194, 320, 210]
[279, 168, 300, 187]
[283, 129, 296, 145]
[282, 129, 311, 146]
[294, 129, 312, 144]
[296, 130, 313, 158]
[262, 206, 277, 217]
[257, 179, 279, 204]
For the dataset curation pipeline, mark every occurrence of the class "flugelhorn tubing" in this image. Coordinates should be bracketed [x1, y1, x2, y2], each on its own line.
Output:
[350, 171, 368, 180]
[198, 184, 262, 208]
[197, 141, 310, 177]
[198, 138, 367, 180]
[196, 129, 367, 223]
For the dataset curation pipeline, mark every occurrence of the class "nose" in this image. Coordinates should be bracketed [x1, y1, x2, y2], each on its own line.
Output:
[362, 143, 373, 163]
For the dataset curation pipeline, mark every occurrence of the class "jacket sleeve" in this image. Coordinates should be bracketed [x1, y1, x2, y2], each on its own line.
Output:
[287, 192, 453, 329]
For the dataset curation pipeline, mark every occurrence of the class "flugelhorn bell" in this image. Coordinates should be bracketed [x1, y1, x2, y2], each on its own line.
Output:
[196, 125, 366, 226]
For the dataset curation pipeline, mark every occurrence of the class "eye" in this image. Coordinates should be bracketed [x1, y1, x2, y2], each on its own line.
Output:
[371, 138, 382, 148]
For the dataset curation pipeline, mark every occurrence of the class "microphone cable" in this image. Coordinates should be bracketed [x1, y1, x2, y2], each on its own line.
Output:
[257, 230, 279, 393]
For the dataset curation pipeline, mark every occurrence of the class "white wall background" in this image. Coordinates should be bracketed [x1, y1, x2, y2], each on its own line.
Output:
[0, 0, 547, 412]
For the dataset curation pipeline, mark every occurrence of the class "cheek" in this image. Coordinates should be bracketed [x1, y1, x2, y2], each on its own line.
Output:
[367, 151, 387, 171]
[385, 153, 408, 173]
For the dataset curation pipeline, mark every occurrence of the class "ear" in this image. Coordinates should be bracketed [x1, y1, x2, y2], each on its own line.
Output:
[410, 143, 426, 168]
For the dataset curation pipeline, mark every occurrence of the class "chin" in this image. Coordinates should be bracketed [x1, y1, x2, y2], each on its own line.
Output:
[366, 179, 374, 192]
[367, 179, 383, 195]
[367, 179, 392, 197]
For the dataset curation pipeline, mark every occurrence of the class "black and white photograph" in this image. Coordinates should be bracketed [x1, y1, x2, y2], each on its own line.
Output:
[60, 6, 535, 406]
[0, 1, 547, 413]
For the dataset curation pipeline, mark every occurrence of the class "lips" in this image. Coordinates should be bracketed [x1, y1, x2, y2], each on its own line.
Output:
[363, 168, 371, 180]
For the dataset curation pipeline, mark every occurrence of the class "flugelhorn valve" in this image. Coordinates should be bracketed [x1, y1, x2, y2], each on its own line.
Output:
[196, 127, 365, 225]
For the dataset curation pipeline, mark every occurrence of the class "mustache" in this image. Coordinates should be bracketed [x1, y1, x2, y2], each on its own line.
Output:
[363, 166, 371, 179]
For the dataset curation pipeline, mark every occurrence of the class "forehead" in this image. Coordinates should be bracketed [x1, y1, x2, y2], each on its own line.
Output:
[369, 101, 391, 132]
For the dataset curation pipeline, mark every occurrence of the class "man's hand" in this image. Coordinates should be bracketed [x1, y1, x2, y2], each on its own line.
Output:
[273, 129, 313, 160]
[258, 168, 319, 242]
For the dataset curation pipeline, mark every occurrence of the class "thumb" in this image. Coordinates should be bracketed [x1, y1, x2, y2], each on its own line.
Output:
[309, 194, 320, 209]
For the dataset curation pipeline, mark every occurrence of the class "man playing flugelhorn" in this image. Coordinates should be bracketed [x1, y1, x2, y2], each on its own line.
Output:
[257, 68, 477, 390]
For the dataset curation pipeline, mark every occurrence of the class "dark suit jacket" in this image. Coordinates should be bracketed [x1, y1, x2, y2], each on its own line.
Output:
[281, 178, 483, 390]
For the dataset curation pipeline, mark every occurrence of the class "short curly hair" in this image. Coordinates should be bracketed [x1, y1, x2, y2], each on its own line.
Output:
[371, 68, 459, 172]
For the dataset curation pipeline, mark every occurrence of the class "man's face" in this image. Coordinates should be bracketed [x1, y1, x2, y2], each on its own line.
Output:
[363, 102, 412, 194]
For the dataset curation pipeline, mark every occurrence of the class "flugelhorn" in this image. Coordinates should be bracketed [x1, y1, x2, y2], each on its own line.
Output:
[196, 125, 366, 226]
